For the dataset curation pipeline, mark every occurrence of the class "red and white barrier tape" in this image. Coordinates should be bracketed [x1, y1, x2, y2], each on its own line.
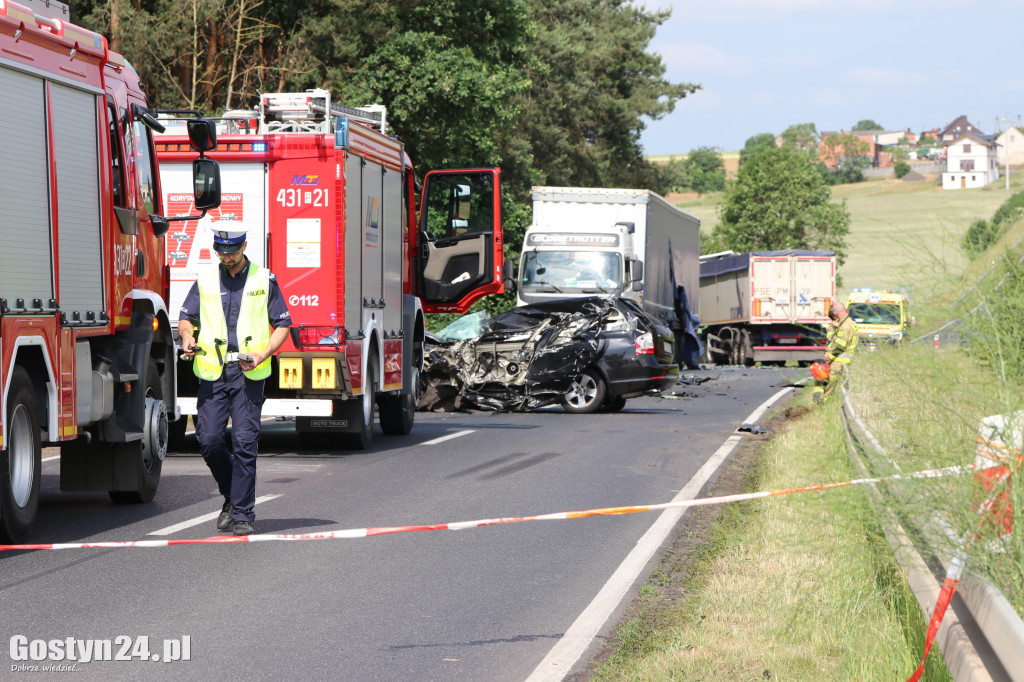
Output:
[906, 554, 966, 682]
[0, 463, 984, 552]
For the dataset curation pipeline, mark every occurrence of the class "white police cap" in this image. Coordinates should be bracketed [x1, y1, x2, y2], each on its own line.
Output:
[212, 230, 247, 253]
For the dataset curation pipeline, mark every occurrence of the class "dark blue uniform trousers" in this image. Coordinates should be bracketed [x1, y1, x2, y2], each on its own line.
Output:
[195, 363, 266, 523]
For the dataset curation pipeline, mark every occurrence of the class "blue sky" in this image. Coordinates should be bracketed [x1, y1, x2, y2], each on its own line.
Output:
[637, 0, 1024, 155]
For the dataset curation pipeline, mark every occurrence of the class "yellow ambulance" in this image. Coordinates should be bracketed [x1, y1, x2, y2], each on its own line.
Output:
[846, 289, 912, 348]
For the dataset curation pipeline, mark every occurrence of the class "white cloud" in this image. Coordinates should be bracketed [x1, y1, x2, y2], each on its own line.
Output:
[656, 42, 756, 78]
[842, 68, 930, 89]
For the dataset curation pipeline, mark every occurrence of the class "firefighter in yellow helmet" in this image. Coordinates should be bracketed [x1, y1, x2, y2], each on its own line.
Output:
[813, 300, 858, 404]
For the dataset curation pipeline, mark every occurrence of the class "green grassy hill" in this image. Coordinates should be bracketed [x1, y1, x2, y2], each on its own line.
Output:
[670, 171, 1024, 302]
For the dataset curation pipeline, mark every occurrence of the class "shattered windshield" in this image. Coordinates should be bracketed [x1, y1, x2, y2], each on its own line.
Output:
[434, 311, 491, 341]
[520, 250, 621, 290]
[848, 303, 900, 325]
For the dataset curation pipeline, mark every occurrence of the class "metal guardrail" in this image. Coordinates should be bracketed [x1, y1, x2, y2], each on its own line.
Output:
[840, 394, 1024, 682]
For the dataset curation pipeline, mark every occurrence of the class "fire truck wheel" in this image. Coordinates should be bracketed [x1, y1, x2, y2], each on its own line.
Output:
[379, 367, 417, 436]
[561, 368, 607, 414]
[341, 354, 378, 450]
[109, 361, 164, 503]
[1, 367, 41, 543]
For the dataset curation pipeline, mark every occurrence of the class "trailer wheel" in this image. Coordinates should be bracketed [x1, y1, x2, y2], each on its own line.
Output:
[379, 366, 417, 436]
[0, 367, 41, 543]
[109, 360, 165, 503]
[561, 368, 607, 414]
[342, 354, 377, 450]
[726, 328, 741, 365]
[740, 330, 755, 367]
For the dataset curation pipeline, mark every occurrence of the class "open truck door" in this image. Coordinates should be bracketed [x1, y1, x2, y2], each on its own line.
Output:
[417, 168, 504, 313]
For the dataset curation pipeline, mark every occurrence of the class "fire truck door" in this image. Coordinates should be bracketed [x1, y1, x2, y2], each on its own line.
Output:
[417, 169, 502, 312]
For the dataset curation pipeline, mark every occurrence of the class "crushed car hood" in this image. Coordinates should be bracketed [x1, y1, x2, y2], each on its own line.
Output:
[419, 298, 633, 412]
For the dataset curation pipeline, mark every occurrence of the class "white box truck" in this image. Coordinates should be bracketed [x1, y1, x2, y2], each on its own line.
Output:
[516, 187, 702, 367]
[698, 250, 835, 366]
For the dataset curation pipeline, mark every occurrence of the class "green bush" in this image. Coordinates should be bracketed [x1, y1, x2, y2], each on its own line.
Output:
[962, 218, 998, 256]
[963, 190, 1024, 258]
[894, 161, 911, 179]
[991, 190, 1024, 229]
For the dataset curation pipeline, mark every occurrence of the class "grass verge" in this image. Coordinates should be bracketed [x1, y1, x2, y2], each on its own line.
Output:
[588, 392, 952, 681]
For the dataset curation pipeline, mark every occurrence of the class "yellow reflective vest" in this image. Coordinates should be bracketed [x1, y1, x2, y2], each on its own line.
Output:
[826, 315, 859, 364]
[193, 262, 272, 381]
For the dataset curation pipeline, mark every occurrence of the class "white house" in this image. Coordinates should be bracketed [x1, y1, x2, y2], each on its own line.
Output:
[995, 126, 1024, 166]
[942, 133, 1000, 189]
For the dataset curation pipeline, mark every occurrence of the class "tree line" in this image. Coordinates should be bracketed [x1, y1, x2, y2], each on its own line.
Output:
[76, 0, 697, 239]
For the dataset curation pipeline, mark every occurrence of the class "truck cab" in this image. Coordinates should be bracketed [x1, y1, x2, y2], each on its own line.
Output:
[517, 222, 640, 306]
[846, 289, 912, 348]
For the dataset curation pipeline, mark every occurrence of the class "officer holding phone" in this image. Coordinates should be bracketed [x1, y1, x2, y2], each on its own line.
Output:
[178, 229, 291, 535]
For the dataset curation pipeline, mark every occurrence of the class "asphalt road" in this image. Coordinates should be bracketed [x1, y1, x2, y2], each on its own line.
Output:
[0, 366, 799, 681]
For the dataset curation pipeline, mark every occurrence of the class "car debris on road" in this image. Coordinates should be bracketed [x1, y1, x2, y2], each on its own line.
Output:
[419, 297, 680, 413]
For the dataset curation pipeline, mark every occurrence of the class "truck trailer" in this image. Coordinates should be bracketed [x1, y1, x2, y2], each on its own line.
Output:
[516, 187, 702, 367]
[699, 250, 835, 366]
[155, 90, 504, 449]
[0, 0, 218, 541]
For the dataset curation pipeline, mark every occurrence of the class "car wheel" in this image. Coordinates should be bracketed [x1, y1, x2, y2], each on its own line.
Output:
[561, 368, 607, 414]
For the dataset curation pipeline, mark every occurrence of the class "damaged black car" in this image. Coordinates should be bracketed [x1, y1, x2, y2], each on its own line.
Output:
[419, 297, 679, 413]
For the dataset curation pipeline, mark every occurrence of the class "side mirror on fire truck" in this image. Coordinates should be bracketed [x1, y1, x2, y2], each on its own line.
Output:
[187, 119, 218, 153]
[193, 158, 222, 211]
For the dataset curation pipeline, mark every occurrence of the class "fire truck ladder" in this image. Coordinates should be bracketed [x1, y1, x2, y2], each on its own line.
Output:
[259, 88, 386, 135]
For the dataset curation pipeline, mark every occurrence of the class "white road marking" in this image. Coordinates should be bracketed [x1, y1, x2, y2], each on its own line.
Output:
[525, 387, 795, 682]
[147, 494, 283, 536]
[42, 454, 60, 463]
[422, 430, 475, 445]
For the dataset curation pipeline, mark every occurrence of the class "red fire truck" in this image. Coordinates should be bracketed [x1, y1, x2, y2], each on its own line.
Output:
[155, 89, 505, 449]
[0, 0, 221, 542]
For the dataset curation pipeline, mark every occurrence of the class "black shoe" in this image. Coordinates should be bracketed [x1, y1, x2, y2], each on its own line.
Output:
[217, 501, 233, 531]
[232, 520, 254, 536]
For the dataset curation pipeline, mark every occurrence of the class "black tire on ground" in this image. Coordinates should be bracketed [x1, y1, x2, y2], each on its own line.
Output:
[379, 366, 417, 436]
[0, 366, 41, 543]
[601, 395, 627, 412]
[341, 354, 377, 449]
[109, 359, 164, 503]
[561, 368, 608, 414]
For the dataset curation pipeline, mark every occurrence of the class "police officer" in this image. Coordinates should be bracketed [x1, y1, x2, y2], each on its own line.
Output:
[813, 300, 858, 404]
[178, 229, 291, 535]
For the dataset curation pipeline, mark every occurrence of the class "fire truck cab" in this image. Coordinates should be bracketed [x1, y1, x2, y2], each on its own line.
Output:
[156, 90, 504, 449]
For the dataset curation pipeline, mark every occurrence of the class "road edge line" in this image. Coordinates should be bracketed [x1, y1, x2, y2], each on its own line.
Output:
[525, 386, 793, 682]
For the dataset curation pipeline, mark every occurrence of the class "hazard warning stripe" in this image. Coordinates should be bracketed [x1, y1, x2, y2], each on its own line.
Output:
[0, 463, 986, 553]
